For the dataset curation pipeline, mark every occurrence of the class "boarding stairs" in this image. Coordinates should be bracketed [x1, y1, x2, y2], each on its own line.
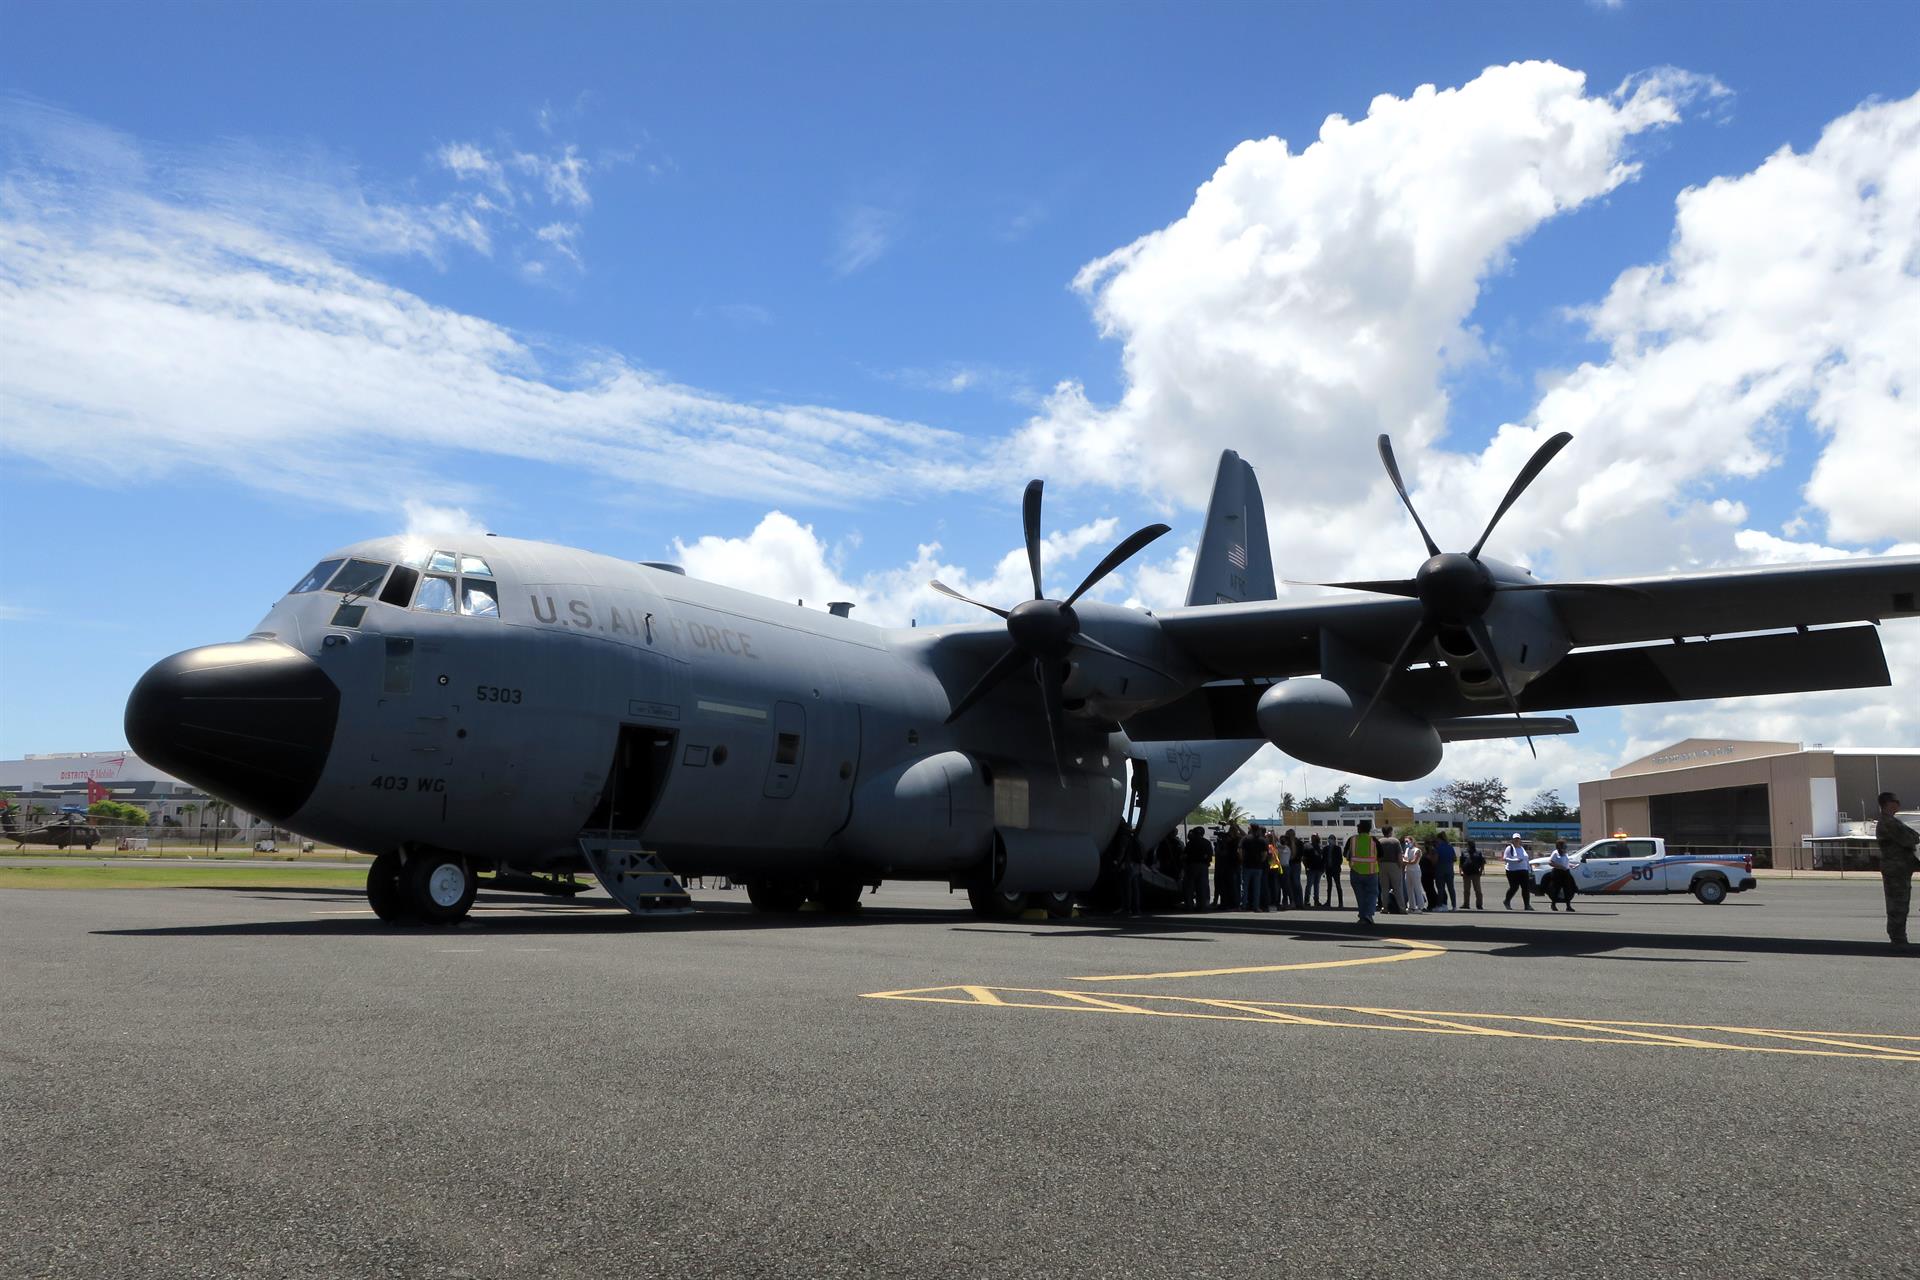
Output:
[578, 836, 695, 917]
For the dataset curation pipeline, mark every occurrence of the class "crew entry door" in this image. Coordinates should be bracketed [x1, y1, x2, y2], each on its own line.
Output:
[764, 700, 805, 799]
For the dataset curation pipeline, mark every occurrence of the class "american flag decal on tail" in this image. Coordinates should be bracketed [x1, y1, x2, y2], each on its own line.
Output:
[1226, 542, 1247, 570]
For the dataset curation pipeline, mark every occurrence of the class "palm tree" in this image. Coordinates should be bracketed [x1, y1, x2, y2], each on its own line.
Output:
[1216, 798, 1248, 828]
[203, 800, 234, 852]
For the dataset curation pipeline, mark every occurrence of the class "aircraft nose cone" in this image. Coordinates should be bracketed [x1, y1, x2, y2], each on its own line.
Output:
[124, 641, 341, 823]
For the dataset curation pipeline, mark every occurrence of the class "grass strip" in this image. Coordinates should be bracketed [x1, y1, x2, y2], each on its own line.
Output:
[0, 865, 369, 891]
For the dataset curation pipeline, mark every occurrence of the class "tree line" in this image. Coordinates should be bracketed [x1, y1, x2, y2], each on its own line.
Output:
[1185, 777, 1577, 828]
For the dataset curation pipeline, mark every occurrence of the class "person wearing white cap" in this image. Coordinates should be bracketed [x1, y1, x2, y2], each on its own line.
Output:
[1501, 834, 1534, 910]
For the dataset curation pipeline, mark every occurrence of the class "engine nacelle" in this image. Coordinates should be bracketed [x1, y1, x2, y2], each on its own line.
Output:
[835, 751, 993, 874]
[1256, 678, 1442, 782]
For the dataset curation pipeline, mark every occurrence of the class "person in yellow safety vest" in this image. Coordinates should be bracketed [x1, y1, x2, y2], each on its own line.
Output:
[1344, 819, 1381, 925]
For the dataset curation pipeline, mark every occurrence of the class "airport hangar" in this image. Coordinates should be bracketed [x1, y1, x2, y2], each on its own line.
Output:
[1577, 739, 1920, 869]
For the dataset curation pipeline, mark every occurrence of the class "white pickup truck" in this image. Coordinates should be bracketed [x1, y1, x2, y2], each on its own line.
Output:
[1528, 837, 1758, 905]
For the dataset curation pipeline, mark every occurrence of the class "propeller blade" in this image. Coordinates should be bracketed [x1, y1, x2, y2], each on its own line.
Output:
[1467, 430, 1573, 561]
[943, 645, 1027, 724]
[1063, 522, 1172, 606]
[1464, 616, 1535, 758]
[1494, 581, 1650, 599]
[1069, 632, 1175, 681]
[928, 579, 1010, 618]
[1037, 657, 1070, 786]
[1376, 434, 1442, 560]
[1349, 617, 1437, 739]
[1022, 479, 1045, 600]
[1282, 577, 1421, 598]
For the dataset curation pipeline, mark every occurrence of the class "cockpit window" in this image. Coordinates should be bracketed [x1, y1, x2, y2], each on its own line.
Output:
[414, 575, 457, 613]
[459, 554, 493, 577]
[461, 581, 499, 617]
[325, 559, 390, 597]
[379, 565, 420, 608]
[428, 550, 459, 574]
[290, 559, 345, 594]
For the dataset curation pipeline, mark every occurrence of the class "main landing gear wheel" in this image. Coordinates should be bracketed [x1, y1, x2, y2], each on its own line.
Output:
[1693, 877, 1729, 905]
[747, 879, 808, 913]
[810, 877, 866, 913]
[367, 850, 411, 923]
[1035, 890, 1076, 919]
[966, 885, 1029, 920]
[406, 853, 478, 924]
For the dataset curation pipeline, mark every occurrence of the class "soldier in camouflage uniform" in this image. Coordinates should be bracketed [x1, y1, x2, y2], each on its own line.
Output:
[1874, 791, 1918, 949]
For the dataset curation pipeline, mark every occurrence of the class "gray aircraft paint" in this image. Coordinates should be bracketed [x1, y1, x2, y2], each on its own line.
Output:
[133, 445, 1920, 918]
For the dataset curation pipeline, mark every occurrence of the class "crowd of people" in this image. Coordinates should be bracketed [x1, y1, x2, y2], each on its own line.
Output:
[1132, 821, 1582, 925]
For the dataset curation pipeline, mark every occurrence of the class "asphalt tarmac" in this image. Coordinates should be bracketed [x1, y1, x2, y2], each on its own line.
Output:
[4, 878, 1917, 1280]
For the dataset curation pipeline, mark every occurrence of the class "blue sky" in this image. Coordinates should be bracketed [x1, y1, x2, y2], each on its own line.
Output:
[4, 2, 1917, 807]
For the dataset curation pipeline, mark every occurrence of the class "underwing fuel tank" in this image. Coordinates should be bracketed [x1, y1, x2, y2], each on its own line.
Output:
[1255, 677, 1442, 782]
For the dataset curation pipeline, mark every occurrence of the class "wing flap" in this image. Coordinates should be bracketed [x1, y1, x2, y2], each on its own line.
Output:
[1124, 625, 1890, 742]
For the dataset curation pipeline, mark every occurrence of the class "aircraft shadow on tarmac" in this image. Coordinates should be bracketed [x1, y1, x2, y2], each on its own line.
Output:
[88, 897, 1912, 959]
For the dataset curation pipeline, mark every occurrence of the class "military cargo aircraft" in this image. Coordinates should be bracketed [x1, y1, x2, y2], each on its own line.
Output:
[124, 434, 1920, 924]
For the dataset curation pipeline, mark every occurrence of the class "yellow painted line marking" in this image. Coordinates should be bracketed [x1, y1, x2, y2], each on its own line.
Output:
[1350, 1007, 1529, 1037]
[1189, 999, 1337, 1026]
[860, 986, 1920, 1062]
[1070, 936, 1443, 982]
[1519, 1017, 1736, 1053]
[1710, 1028, 1920, 1057]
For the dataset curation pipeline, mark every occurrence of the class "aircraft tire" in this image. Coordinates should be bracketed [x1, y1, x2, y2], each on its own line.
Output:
[367, 851, 411, 923]
[965, 885, 1028, 919]
[1036, 890, 1076, 919]
[810, 877, 865, 913]
[746, 879, 808, 913]
[405, 852, 478, 924]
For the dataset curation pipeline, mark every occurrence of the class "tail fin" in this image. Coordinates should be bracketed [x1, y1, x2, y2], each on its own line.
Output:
[1128, 449, 1272, 852]
[1185, 450, 1274, 606]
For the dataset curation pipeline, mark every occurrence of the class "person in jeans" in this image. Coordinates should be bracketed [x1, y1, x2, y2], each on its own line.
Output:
[1283, 829, 1305, 909]
[1301, 835, 1325, 908]
[1322, 836, 1344, 909]
[1502, 834, 1535, 910]
[1215, 825, 1240, 909]
[1431, 830, 1456, 912]
[1377, 825, 1407, 913]
[1240, 825, 1266, 912]
[1458, 839, 1485, 910]
[1345, 820, 1380, 925]
[1182, 826, 1212, 911]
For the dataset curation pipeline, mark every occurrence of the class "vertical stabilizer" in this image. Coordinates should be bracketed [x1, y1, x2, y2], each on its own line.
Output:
[1185, 450, 1275, 606]
[1128, 449, 1273, 851]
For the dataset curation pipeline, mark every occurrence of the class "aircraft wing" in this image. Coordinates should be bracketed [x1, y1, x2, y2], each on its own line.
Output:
[1127, 624, 1892, 741]
[1155, 555, 1920, 678]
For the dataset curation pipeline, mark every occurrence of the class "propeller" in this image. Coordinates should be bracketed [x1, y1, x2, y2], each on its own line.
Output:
[934, 479, 1171, 782]
[1294, 431, 1634, 756]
